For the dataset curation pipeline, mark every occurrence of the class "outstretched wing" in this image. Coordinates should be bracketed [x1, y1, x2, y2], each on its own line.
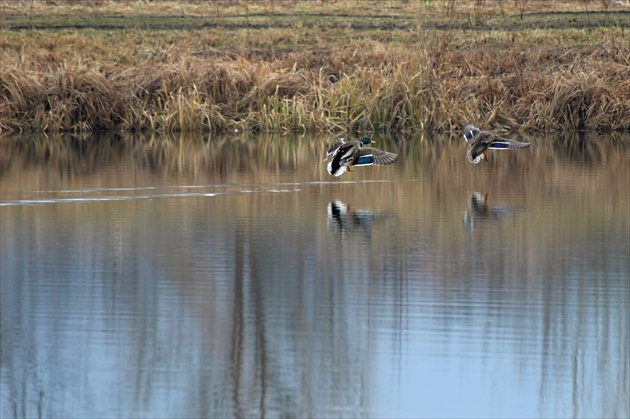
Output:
[355, 147, 399, 166]
[324, 138, 345, 160]
[488, 138, 531, 150]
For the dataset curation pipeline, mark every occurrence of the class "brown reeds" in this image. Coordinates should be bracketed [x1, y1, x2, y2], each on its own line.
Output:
[2, 40, 628, 134]
[1, 1, 629, 134]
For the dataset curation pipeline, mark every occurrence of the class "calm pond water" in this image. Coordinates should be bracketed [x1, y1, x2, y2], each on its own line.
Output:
[1, 132, 628, 419]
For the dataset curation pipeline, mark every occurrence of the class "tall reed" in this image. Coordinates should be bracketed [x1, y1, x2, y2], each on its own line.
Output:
[1, 37, 628, 133]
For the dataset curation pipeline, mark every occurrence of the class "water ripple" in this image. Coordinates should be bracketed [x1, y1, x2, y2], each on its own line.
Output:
[0, 188, 301, 206]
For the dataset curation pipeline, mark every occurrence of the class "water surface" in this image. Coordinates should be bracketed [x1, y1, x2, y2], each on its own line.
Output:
[1, 132, 628, 418]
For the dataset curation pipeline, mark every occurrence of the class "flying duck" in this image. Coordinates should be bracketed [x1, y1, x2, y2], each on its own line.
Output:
[326, 137, 399, 176]
[461, 124, 530, 164]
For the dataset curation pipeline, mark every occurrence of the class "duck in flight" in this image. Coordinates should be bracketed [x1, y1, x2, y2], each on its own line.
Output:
[461, 124, 530, 164]
[326, 137, 399, 176]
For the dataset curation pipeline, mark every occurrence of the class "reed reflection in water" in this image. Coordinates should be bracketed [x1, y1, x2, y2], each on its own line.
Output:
[1, 132, 628, 418]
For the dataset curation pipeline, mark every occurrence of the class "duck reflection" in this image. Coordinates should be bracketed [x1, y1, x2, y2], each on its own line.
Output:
[463, 192, 512, 230]
[327, 200, 375, 238]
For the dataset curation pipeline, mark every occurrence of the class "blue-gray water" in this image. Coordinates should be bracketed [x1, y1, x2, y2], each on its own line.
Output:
[1, 133, 628, 418]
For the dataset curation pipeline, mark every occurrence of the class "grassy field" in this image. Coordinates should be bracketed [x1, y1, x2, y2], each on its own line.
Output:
[1, 0, 629, 134]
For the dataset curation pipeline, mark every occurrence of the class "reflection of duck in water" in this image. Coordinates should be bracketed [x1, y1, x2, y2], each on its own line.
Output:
[461, 124, 530, 164]
[327, 200, 374, 235]
[326, 137, 399, 176]
[463, 192, 511, 229]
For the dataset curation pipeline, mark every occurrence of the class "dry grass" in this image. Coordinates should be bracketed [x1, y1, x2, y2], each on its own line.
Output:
[1, 0, 629, 133]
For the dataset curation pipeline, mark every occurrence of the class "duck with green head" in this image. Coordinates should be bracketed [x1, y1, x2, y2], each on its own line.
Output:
[326, 137, 399, 176]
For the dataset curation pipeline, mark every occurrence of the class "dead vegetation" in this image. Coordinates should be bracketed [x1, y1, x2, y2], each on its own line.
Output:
[1, 0, 628, 133]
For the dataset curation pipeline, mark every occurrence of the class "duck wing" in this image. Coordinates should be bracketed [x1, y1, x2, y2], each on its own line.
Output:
[462, 124, 481, 142]
[327, 142, 359, 176]
[336, 143, 362, 165]
[327, 160, 347, 176]
[324, 138, 345, 160]
[488, 137, 531, 150]
[355, 147, 399, 166]
[469, 131, 496, 155]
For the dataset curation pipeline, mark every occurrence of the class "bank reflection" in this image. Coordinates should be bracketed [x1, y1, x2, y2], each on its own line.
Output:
[1, 131, 628, 418]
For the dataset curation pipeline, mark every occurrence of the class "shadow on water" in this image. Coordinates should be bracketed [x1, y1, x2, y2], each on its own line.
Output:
[1, 131, 629, 418]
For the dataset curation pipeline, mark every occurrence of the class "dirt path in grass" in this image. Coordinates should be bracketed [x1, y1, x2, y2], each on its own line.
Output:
[3, 10, 628, 32]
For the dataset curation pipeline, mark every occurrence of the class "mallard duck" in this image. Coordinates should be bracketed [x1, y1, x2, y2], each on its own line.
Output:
[327, 137, 399, 176]
[461, 124, 530, 164]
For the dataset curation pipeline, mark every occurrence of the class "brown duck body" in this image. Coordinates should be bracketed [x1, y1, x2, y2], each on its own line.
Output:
[468, 130, 501, 163]
[461, 124, 531, 164]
